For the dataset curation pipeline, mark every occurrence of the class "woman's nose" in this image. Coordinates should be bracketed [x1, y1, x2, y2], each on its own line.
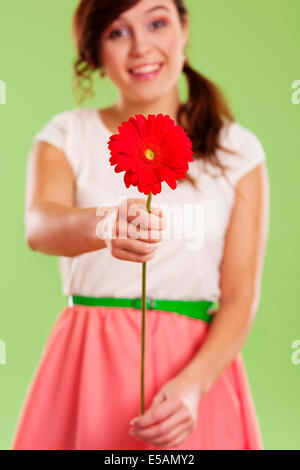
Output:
[130, 29, 152, 56]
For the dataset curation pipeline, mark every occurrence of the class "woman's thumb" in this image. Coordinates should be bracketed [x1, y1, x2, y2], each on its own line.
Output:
[149, 390, 167, 410]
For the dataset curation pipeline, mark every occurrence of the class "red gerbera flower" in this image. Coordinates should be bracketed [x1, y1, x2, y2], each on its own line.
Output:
[107, 114, 194, 195]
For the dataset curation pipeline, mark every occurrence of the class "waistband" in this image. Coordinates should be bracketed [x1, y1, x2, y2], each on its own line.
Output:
[67, 295, 217, 323]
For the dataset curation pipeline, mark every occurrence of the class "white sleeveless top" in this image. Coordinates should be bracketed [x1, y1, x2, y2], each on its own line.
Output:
[32, 107, 267, 302]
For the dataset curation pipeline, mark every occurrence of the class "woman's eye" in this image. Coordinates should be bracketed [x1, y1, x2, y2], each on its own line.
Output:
[149, 19, 166, 30]
[108, 19, 166, 39]
[109, 28, 128, 39]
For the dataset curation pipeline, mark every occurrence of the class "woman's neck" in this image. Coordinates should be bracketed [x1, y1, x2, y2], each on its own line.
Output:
[101, 88, 183, 130]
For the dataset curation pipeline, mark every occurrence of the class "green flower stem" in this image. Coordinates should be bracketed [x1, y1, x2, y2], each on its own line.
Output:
[141, 192, 152, 415]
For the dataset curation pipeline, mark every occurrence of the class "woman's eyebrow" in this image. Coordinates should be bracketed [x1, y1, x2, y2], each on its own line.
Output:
[144, 5, 170, 15]
[118, 5, 170, 21]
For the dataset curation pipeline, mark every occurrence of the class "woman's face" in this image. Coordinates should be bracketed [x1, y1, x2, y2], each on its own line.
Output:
[99, 0, 189, 103]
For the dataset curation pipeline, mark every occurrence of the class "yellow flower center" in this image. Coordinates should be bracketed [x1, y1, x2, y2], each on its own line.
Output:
[144, 148, 155, 161]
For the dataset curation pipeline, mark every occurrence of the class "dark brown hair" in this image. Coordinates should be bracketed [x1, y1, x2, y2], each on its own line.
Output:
[72, 0, 239, 191]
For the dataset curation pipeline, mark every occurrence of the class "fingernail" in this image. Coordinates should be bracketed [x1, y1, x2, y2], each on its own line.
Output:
[130, 419, 137, 425]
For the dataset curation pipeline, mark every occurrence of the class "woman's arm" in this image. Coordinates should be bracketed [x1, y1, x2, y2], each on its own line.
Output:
[127, 160, 270, 445]
[181, 161, 270, 396]
[25, 140, 109, 257]
[25, 140, 164, 260]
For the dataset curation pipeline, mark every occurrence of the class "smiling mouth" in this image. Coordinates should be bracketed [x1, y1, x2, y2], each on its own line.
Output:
[128, 63, 164, 75]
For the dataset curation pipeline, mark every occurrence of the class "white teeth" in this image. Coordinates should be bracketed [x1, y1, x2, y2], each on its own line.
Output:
[131, 64, 161, 74]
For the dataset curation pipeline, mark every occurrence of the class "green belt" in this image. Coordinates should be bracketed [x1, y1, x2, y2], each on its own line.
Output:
[68, 295, 217, 323]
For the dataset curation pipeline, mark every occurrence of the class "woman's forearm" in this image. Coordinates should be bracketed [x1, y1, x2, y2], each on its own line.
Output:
[181, 296, 259, 396]
[25, 201, 113, 257]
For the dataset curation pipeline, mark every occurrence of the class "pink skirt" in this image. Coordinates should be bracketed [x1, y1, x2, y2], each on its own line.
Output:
[10, 304, 264, 450]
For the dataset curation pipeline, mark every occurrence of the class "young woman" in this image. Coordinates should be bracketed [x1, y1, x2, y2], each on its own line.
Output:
[11, 0, 269, 450]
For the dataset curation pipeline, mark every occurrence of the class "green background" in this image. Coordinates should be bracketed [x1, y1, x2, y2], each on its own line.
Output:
[0, 0, 299, 450]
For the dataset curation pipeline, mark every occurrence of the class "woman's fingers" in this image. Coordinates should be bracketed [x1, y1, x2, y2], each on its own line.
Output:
[131, 411, 192, 447]
[110, 198, 166, 262]
[128, 227, 165, 242]
[127, 203, 166, 231]
[147, 418, 192, 448]
[111, 246, 157, 263]
[162, 429, 192, 449]
[117, 238, 158, 255]
[132, 397, 182, 429]
[151, 205, 164, 217]
[116, 219, 164, 242]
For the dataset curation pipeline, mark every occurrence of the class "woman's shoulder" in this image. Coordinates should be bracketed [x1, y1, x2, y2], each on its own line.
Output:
[220, 119, 265, 153]
[38, 106, 92, 128]
[32, 107, 99, 144]
[217, 119, 267, 186]
[32, 107, 95, 178]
